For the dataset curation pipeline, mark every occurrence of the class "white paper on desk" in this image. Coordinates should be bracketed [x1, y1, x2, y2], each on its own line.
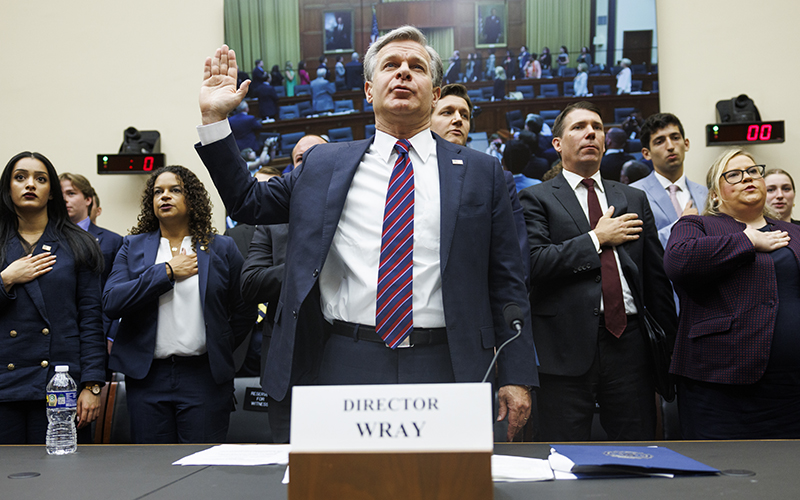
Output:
[491, 454, 554, 482]
[172, 444, 291, 466]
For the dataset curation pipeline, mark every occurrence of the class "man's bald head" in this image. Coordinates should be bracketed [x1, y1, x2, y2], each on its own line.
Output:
[605, 127, 628, 150]
[292, 134, 328, 168]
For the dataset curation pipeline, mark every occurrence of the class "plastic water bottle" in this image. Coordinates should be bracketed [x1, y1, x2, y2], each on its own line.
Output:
[46, 365, 77, 455]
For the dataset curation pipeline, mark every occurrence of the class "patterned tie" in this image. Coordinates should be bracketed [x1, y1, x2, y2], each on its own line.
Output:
[667, 184, 683, 218]
[376, 139, 415, 348]
[581, 178, 626, 338]
[256, 303, 268, 324]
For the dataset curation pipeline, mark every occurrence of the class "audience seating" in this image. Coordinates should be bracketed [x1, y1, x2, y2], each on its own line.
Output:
[563, 81, 575, 96]
[562, 67, 577, 78]
[539, 83, 559, 98]
[334, 99, 355, 113]
[227, 377, 273, 443]
[614, 107, 637, 124]
[515, 85, 534, 99]
[467, 131, 489, 152]
[328, 127, 354, 142]
[505, 109, 525, 131]
[363, 98, 373, 113]
[294, 84, 311, 96]
[652, 80, 659, 92]
[296, 100, 313, 117]
[631, 80, 643, 92]
[467, 88, 483, 103]
[280, 131, 305, 156]
[540, 109, 560, 129]
[365, 123, 376, 137]
[93, 374, 131, 444]
[588, 65, 602, 75]
[594, 84, 612, 96]
[610, 66, 623, 78]
[274, 86, 285, 98]
[631, 64, 648, 75]
[278, 104, 300, 120]
[540, 68, 553, 78]
[480, 86, 494, 101]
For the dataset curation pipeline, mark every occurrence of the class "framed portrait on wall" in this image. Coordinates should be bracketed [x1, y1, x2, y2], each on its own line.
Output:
[476, 2, 507, 48]
[323, 10, 354, 54]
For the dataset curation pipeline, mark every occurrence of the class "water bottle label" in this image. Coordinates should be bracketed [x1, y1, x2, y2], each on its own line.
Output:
[47, 391, 77, 409]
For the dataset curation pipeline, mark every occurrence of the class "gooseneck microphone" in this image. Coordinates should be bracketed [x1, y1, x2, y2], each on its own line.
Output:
[481, 303, 525, 383]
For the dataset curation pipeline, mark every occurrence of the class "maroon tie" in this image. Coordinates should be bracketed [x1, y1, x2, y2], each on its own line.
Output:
[581, 178, 626, 337]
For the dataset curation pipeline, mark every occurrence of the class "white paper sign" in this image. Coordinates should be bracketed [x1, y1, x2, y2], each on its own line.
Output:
[290, 383, 493, 453]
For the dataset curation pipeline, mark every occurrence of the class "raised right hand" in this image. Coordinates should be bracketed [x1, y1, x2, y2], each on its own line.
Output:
[167, 249, 198, 282]
[200, 45, 250, 125]
[1, 252, 56, 291]
[744, 226, 790, 252]
[593, 206, 642, 247]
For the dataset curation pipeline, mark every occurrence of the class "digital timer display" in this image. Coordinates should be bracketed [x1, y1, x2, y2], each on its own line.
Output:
[97, 154, 166, 174]
[706, 121, 785, 146]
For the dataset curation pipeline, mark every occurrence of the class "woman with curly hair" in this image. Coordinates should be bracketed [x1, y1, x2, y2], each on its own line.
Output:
[103, 165, 253, 443]
[0, 152, 105, 444]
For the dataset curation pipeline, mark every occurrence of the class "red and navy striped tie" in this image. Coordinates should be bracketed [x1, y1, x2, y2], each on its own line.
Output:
[376, 139, 414, 348]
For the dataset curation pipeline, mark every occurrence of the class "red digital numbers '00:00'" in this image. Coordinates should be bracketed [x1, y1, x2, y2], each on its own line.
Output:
[747, 124, 772, 141]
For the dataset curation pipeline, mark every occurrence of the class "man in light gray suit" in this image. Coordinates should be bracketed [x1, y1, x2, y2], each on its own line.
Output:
[630, 113, 708, 248]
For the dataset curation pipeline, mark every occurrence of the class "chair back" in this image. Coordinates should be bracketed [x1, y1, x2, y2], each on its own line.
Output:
[278, 104, 300, 120]
[540, 83, 559, 97]
[515, 85, 534, 99]
[294, 84, 311, 96]
[505, 109, 524, 131]
[614, 107, 636, 124]
[563, 81, 575, 96]
[328, 127, 354, 143]
[594, 84, 612, 96]
[297, 100, 313, 117]
[280, 131, 306, 156]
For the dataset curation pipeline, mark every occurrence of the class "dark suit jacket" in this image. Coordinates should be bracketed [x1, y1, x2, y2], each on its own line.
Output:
[256, 84, 278, 119]
[664, 214, 800, 385]
[86, 222, 123, 341]
[0, 222, 105, 400]
[103, 231, 254, 384]
[519, 172, 677, 377]
[196, 132, 538, 401]
[344, 61, 363, 90]
[600, 151, 635, 182]
[225, 223, 257, 259]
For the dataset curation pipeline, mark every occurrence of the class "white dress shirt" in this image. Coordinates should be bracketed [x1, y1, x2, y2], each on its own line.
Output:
[154, 236, 206, 357]
[654, 171, 692, 213]
[561, 169, 638, 315]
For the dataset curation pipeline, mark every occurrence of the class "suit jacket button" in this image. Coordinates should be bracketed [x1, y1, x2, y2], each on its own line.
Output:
[9, 330, 17, 338]
[292, 310, 298, 318]
[593, 308, 599, 316]
[312, 269, 319, 278]
[7, 363, 14, 371]
[595, 275, 601, 283]
[573, 269, 578, 273]
[42, 328, 50, 335]
[41, 360, 49, 368]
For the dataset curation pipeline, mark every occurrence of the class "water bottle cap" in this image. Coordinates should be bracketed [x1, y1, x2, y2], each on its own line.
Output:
[55, 365, 69, 372]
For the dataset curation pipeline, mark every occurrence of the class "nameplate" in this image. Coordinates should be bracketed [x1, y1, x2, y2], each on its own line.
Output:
[290, 383, 493, 453]
[243, 387, 270, 412]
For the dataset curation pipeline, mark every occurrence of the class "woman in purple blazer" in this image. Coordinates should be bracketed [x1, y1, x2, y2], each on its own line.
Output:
[664, 148, 800, 439]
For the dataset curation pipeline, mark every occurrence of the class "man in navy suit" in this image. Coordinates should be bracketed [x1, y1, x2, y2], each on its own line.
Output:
[630, 113, 708, 248]
[196, 26, 537, 441]
[519, 101, 677, 441]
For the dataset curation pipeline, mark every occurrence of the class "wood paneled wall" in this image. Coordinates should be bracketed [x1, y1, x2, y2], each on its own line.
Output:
[299, 0, 526, 73]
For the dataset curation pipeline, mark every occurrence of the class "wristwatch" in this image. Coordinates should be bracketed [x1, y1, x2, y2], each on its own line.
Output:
[83, 383, 102, 396]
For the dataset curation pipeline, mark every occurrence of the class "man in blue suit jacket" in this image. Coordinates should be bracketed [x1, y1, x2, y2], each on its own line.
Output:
[196, 26, 537, 441]
[630, 113, 708, 248]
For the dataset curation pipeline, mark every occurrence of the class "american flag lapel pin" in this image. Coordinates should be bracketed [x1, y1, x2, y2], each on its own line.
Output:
[42, 245, 52, 251]
[452, 159, 464, 165]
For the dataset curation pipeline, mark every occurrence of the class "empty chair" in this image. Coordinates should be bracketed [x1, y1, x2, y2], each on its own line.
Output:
[365, 123, 376, 137]
[515, 85, 534, 99]
[631, 64, 647, 75]
[562, 67, 577, 78]
[279, 131, 305, 157]
[563, 81, 575, 96]
[505, 109, 524, 131]
[540, 109, 560, 129]
[480, 86, 494, 101]
[540, 68, 553, 78]
[297, 100, 313, 117]
[274, 86, 286, 98]
[363, 98, 373, 113]
[467, 131, 489, 152]
[278, 104, 300, 120]
[328, 127, 354, 143]
[334, 99, 354, 112]
[614, 107, 637, 124]
[652, 80, 659, 92]
[588, 64, 602, 75]
[594, 84, 612, 96]
[650, 64, 658, 74]
[631, 80, 643, 92]
[467, 88, 483, 103]
[539, 83, 559, 98]
[226, 377, 272, 443]
[294, 84, 311, 96]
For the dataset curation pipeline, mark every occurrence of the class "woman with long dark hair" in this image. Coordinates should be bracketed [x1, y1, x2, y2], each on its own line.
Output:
[103, 165, 253, 443]
[0, 152, 105, 443]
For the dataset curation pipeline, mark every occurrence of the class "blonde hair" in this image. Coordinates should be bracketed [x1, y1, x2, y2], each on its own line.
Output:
[703, 148, 776, 218]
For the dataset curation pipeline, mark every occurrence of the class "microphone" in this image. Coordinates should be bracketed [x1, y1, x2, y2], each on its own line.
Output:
[481, 302, 525, 383]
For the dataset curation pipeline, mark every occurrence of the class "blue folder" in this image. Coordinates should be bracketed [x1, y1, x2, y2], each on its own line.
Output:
[551, 445, 719, 478]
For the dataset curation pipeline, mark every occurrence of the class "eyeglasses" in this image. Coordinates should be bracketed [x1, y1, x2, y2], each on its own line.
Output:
[721, 164, 766, 185]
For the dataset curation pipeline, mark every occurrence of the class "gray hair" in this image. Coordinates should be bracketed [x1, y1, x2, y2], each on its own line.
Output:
[363, 25, 443, 88]
[316, 67, 327, 78]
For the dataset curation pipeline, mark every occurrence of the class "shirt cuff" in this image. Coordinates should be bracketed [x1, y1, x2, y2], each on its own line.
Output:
[197, 119, 232, 146]
[588, 231, 601, 253]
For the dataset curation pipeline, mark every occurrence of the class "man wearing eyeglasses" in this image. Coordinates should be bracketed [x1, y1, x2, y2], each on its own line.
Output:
[631, 113, 708, 248]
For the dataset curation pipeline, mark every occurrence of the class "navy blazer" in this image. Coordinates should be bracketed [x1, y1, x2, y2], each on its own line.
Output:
[520, 173, 678, 377]
[196, 132, 538, 401]
[0, 222, 105, 400]
[665, 214, 800, 384]
[103, 231, 254, 384]
[87, 221, 123, 341]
